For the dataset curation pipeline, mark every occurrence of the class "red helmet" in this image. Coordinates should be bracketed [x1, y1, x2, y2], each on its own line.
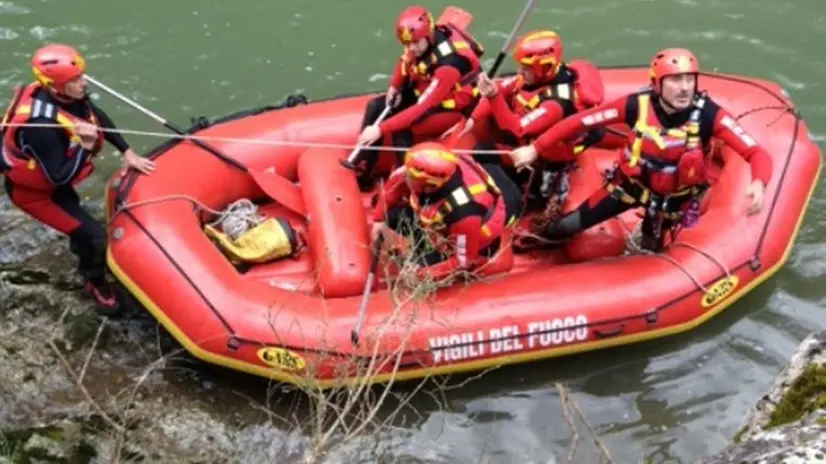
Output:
[31, 44, 86, 94]
[649, 48, 699, 93]
[513, 30, 564, 81]
[404, 142, 458, 193]
[395, 5, 435, 45]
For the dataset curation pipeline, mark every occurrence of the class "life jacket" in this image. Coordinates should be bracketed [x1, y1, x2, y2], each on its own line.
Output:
[505, 60, 606, 154]
[619, 91, 708, 196]
[1, 83, 102, 191]
[401, 24, 484, 110]
[409, 155, 515, 259]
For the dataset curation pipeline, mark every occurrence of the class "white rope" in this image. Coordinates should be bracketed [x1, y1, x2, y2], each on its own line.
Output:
[0, 122, 512, 156]
[620, 219, 709, 292]
[107, 194, 261, 240]
[210, 198, 262, 240]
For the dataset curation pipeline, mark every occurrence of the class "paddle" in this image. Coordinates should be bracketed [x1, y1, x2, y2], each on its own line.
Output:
[85, 75, 307, 217]
[350, 231, 385, 346]
[340, 5, 474, 171]
[443, 0, 538, 147]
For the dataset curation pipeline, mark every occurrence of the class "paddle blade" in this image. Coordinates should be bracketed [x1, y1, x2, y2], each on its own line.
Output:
[249, 169, 306, 217]
[438, 6, 473, 30]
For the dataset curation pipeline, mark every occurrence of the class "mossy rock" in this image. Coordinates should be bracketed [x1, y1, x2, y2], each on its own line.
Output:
[0, 421, 97, 464]
[731, 363, 826, 444]
[765, 363, 826, 430]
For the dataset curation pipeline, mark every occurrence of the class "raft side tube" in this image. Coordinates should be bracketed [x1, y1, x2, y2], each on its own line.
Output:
[298, 147, 371, 297]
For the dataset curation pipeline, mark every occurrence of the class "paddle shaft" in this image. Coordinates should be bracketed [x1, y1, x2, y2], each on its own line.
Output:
[486, 0, 538, 78]
[343, 105, 391, 166]
[350, 232, 385, 346]
[86, 75, 247, 173]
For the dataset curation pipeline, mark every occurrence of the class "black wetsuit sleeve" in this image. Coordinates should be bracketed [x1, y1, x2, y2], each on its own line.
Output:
[16, 121, 88, 186]
[91, 103, 130, 153]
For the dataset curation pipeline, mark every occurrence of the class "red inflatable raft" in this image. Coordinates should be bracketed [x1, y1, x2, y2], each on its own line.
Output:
[104, 67, 822, 389]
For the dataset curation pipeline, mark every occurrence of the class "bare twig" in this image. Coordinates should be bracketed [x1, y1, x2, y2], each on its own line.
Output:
[556, 383, 581, 463]
[45, 337, 124, 434]
[78, 319, 108, 384]
[555, 382, 615, 464]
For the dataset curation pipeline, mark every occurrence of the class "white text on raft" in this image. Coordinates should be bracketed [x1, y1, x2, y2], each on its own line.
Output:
[428, 316, 589, 364]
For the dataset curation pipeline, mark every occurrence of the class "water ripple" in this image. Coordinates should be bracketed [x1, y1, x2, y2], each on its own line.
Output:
[0, 2, 28, 14]
[28, 26, 56, 40]
[0, 27, 18, 40]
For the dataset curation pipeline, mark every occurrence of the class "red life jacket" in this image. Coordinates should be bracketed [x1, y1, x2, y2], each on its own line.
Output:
[1, 83, 103, 191]
[505, 60, 606, 154]
[619, 91, 708, 195]
[401, 24, 484, 111]
[410, 155, 514, 259]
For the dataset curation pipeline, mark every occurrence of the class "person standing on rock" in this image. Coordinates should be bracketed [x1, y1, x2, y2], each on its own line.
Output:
[0, 43, 155, 315]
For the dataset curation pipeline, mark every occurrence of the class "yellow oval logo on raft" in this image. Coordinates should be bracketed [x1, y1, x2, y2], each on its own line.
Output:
[701, 275, 740, 308]
[256, 347, 306, 372]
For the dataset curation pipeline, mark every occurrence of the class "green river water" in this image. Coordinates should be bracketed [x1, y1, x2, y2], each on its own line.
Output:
[2, 0, 826, 462]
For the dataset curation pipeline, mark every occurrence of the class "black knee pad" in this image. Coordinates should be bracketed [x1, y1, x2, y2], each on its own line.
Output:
[362, 96, 387, 128]
[544, 211, 584, 239]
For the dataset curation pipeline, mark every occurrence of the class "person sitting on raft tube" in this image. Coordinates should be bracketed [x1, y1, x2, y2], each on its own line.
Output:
[459, 30, 608, 202]
[369, 142, 522, 281]
[352, 5, 484, 190]
[0, 43, 156, 315]
[507, 47, 772, 252]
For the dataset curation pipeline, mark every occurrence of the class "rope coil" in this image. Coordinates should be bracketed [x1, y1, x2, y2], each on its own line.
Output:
[208, 199, 263, 240]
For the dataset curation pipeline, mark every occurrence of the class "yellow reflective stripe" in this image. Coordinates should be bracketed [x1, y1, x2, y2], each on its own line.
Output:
[605, 181, 647, 205]
[55, 113, 81, 143]
[516, 94, 541, 110]
[12, 103, 81, 143]
[466, 183, 487, 195]
[609, 178, 697, 205]
[480, 224, 491, 237]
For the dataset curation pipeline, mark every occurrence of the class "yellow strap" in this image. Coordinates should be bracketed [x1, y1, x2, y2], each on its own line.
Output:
[13, 104, 82, 143]
[466, 183, 487, 196]
[605, 181, 645, 205]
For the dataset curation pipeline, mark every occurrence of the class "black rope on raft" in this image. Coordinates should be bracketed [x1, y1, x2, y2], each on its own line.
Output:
[188, 93, 310, 130]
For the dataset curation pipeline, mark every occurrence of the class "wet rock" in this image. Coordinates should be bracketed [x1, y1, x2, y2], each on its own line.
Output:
[698, 330, 826, 464]
[0, 196, 416, 464]
[0, 197, 304, 463]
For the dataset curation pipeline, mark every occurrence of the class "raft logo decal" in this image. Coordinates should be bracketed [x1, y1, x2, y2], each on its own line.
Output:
[257, 347, 306, 372]
[428, 316, 590, 364]
[701, 275, 739, 308]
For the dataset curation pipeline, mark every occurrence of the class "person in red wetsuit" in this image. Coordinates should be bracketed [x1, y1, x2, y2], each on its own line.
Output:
[350, 5, 484, 190]
[459, 30, 608, 210]
[1, 43, 155, 314]
[369, 142, 522, 281]
[507, 47, 773, 251]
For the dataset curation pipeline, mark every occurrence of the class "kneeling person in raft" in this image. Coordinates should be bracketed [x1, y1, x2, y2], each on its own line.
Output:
[352, 5, 484, 189]
[507, 47, 773, 252]
[369, 141, 522, 281]
[460, 30, 608, 201]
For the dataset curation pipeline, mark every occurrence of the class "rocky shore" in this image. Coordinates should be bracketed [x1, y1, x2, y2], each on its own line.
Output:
[0, 196, 304, 463]
[2, 195, 825, 464]
[697, 332, 826, 463]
